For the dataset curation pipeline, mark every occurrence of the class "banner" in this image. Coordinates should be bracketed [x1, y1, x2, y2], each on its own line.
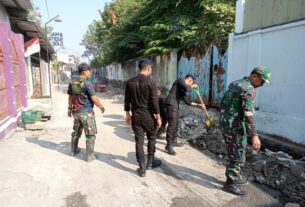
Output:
[24, 37, 40, 57]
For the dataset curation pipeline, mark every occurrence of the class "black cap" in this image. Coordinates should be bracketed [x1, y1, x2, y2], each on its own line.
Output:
[138, 58, 153, 69]
[78, 63, 92, 72]
[185, 74, 196, 82]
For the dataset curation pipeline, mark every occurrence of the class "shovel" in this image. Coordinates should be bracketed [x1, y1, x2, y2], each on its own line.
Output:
[193, 88, 215, 133]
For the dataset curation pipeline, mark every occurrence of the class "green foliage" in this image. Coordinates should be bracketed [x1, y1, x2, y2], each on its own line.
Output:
[51, 57, 60, 71]
[27, 7, 42, 23]
[82, 0, 236, 67]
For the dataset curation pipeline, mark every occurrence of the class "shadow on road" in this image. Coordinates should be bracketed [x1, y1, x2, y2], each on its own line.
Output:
[101, 114, 225, 190]
[158, 159, 224, 190]
[103, 120, 134, 143]
[103, 114, 125, 120]
[25, 137, 137, 175]
[25, 136, 225, 191]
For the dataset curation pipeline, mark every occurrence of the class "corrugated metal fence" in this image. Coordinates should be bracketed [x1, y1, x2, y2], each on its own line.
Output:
[177, 45, 228, 107]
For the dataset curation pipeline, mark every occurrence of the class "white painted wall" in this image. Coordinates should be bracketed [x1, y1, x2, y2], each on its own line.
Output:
[26, 57, 33, 96]
[40, 60, 50, 96]
[235, 0, 245, 33]
[106, 63, 124, 80]
[227, 20, 305, 144]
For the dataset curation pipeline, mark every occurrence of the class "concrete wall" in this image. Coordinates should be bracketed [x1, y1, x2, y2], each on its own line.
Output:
[40, 60, 50, 96]
[227, 20, 305, 144]
[104, 52, 177, 92]
[25, 56, 33, 96]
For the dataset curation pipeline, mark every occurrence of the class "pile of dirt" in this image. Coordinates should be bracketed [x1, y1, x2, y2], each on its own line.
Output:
[175, 104, 304, 205]
[186, 126, 305, 206]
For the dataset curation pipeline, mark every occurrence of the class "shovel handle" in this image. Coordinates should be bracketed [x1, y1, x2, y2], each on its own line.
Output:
[196, 91, 210, 119]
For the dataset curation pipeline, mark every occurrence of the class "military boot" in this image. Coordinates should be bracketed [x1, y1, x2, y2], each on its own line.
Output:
[71, 138, 81, 156]
[173, 137, 184, 147]
[146, 155, 162, 170]
[86, 139, 97, 162]
[165, 139, 176, 155]
[223, 183, 247, 196]
[232, 177, 248, 185]
[138, 163, 146, 177]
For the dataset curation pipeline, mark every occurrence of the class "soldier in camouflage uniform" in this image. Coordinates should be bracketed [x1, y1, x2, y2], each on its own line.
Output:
[220, 67, 271, 196]
[67, 63, 105, 162]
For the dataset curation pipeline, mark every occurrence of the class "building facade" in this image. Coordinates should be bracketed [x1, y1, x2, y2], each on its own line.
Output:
[0, 1, 29, 140]
[228, 0, 305, 144]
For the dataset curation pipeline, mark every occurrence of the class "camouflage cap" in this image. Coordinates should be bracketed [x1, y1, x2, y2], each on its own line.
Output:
[252, 66, 271, 84]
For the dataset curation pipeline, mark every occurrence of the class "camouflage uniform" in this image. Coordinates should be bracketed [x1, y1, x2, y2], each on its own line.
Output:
[68, 77, 97, 159]
[72, 111, 97, 141]
[219, 77, 257, 182]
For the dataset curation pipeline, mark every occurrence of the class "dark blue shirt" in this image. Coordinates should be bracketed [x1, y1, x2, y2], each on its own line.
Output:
[67, 78, 96, 113]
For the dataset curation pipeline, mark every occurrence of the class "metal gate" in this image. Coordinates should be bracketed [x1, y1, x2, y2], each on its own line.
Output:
[177, 44, 228, 107]
[211, 45, 228, 107]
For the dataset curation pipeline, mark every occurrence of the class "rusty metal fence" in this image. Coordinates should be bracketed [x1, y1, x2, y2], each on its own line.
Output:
[177, 44, 228, 107]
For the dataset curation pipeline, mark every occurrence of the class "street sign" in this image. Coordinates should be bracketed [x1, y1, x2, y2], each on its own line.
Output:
[48, 32, 64, 47]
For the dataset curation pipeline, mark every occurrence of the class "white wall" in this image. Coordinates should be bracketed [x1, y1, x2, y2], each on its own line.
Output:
[227, 20, 305, 144]
[40, 60, 50, 96]
[26, 57, 33, 96]
[235, 0, 245, 33]
[106, 63, 124, 81]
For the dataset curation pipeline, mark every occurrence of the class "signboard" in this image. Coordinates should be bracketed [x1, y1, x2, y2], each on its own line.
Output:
[48, 32, 63, 47]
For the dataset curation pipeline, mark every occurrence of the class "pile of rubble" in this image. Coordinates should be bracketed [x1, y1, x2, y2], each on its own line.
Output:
[176, 104, 305, 205]
[182, 115, 305, 206]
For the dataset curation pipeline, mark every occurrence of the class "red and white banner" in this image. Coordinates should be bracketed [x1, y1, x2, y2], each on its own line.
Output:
[24, 37, 40, 57]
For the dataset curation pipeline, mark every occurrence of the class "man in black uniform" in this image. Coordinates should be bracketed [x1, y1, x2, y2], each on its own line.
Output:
[165, 74, 205, 155]
[124, 58, 162, 177]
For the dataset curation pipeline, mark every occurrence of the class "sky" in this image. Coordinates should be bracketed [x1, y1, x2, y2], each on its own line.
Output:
[32, 0, 112, 62]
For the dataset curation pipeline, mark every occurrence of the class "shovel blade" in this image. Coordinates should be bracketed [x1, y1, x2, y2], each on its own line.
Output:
[205, 118, 215, 133]
[205, 120, 211, 128]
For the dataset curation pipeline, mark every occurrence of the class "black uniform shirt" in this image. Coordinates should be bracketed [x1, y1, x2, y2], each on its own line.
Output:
[124, 74, 160, 120]
[165, 78, 192, 108]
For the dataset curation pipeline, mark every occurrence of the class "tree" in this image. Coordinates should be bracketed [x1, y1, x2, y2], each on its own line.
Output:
[82, 0, 236, 66]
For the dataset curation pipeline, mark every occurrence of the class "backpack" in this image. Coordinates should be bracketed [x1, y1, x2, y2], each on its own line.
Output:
[70, 80, 86, 97]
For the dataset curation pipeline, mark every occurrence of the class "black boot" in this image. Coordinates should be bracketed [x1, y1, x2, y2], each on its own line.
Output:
[226, 177, 248, 185]
[165, 139, 176, 155]
[232, 177, 248, 185]
[86, 139, 97, 162]
[71, 138, 81, 156]
[156, 127, 166, 139]
[223, 183, 247, 196]
[173, 138, 184, 147]
[138, 162, 146, 177]
[146, 155, 162, 170]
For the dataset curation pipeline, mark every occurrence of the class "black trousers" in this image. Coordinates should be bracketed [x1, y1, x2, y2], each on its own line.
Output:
[166, 106, 179, 143]
[157, 106, 168, 135]
[132, 119, 157, 163]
